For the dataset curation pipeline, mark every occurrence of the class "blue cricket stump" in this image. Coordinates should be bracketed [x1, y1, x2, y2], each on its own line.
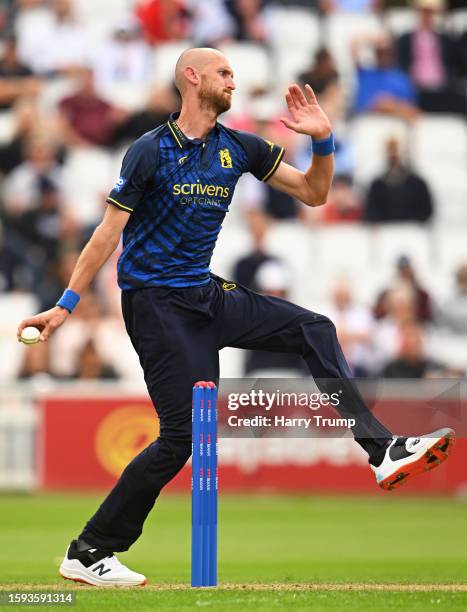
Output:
[192, 381, 218, 587]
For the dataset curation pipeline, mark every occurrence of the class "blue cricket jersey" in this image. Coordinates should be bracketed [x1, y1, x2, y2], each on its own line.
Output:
[107, 112, 285, 289]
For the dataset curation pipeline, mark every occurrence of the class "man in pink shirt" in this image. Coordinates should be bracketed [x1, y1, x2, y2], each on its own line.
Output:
[396, 0, 465, 114]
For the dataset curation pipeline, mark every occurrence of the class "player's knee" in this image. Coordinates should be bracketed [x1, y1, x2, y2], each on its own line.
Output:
[301, 312, 336, 333]
[318, 314, 337, 333]
[166, 438, 192, 464]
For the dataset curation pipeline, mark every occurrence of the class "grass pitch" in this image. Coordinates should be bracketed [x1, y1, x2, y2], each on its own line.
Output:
[1, 493, 466, 610]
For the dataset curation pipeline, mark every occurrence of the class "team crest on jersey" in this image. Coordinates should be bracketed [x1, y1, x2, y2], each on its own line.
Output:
[114, 176, 127, 193]
[219, 148, 233, 168]
[222, 282, 237, 291]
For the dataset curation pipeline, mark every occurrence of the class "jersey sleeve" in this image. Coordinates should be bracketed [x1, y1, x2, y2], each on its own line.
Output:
[236, 131, 285, 182]
[106, 137, 156, 213]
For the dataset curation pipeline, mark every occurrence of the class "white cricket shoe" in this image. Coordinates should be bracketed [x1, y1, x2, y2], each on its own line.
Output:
[59, 539, 147, 587]
[370, 427, 455, 491]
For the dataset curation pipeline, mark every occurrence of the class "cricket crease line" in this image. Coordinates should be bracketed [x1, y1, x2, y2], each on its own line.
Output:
[2, 583, 467, 592]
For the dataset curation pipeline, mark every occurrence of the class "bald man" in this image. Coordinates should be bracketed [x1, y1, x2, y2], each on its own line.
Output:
[18, 48, 455, 586]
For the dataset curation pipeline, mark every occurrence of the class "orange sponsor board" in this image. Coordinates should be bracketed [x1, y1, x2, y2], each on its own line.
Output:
[39, 397, 165, 490]
[38, 397, 467, 493]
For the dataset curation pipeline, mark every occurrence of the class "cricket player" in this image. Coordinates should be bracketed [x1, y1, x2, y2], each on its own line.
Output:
[17, 48, 455, 586]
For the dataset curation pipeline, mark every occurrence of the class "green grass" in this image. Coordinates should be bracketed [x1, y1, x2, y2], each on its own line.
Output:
[1, 493, 466, 610]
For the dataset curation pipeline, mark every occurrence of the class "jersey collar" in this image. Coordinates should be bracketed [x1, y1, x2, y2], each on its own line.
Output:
[167, 112, 218, 148]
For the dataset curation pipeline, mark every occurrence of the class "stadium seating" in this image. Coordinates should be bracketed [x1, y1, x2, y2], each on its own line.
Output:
[411, 116, 467, 225]
[267, 7, 321, 88]
[348, 115, 408, 185]
[445, 8, 467, 34]
[152, 40, 193, 86]
[369, 223, 433, 279]
[324, 12, 383, 93]
[3, 2, 467, 383]
[0, 293, 38, 381]
[218, 42, 271, 94]
[62, 148, 114, 226]
[435, 226, 467, 279]
[383, 8, 417, 36]
[37, 78, 77, 113]
[264, 221, 314, 305]
[0, 111, 15, 144]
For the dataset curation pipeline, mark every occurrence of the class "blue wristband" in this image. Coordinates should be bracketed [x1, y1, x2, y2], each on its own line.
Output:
[312, 133, 335, 156]
[56, 288, 80, 313]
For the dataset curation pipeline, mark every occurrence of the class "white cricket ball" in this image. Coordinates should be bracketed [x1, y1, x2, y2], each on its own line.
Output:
[20, 326, 41, 345]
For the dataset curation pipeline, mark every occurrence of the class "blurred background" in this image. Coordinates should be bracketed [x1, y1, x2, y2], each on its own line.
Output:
[0, 0, 466, 495]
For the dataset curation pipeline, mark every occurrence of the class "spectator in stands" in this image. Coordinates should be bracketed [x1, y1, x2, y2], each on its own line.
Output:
[112, 84, 180, 147]
[374, 255, 432, 323]
[232, 211, 275, 290]
[352, 32, 420, 121]
[93, 18, 152, 90]
[29, 249, 81, 312]
[47, 287, 135, 379]
[319, 0, 377, 13]
[5, 179, 64, 260]
[229, 95, 302, 219]
[0, 34, 40, 109]
[58, 67, 124, 147]
[299, 47, 339, 95]
[298, 47, 345, 125]
[225, 0, 268, 43]
[190, 0, 234, 46]
[3, 133, 63, 215]
[71, 340, 119, 380]
[244, 260, 309, 376]
[372, 284, 418, 371]
[259, 100, 302, 219]
[0, 98, 40, 174]
[381, 323, 443, 378]
[396, 0, 466, 114]
[320, 175, 362, 223]
[0, 220, 40, 293]
[18, 340, 53, 381]
[0, 4, 8, 36]
[437, 263, 467, 333]
[3, 159, 80, 310]
[364, 137, 433, 224]
[457, 30, 467, 78]
[13, 0, 55, 73]
[135, 0, 190, 44]
[321, 279, 374, 376]
[38, 0, 86, 75]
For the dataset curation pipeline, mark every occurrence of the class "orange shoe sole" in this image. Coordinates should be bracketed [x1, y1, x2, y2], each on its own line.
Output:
[379, 429, 456, 491]
[60, 572, 147, 587]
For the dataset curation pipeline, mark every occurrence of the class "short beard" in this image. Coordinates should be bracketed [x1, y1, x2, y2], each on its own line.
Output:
[198, 79, 231, 115]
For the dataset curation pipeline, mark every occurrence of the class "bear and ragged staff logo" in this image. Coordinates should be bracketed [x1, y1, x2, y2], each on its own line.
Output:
[219, 148, 233, 168]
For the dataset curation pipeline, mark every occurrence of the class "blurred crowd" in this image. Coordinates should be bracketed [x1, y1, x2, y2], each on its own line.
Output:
[0, 0, 466, 382]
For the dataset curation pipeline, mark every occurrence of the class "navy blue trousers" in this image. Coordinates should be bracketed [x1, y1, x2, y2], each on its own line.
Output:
[80, 276, 391, 551]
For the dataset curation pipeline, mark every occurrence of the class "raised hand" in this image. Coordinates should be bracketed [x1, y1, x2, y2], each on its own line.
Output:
[17, 306, 69, 343]
[280, 84, 331, 140]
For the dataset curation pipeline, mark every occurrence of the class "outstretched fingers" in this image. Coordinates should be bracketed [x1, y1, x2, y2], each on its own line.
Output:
[304, 84, 318, 105]
[289, 84, 308, 107]
[279, 116, 299, 131]
[285, 92, 295, 113]
[286, 87, 300, 111]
